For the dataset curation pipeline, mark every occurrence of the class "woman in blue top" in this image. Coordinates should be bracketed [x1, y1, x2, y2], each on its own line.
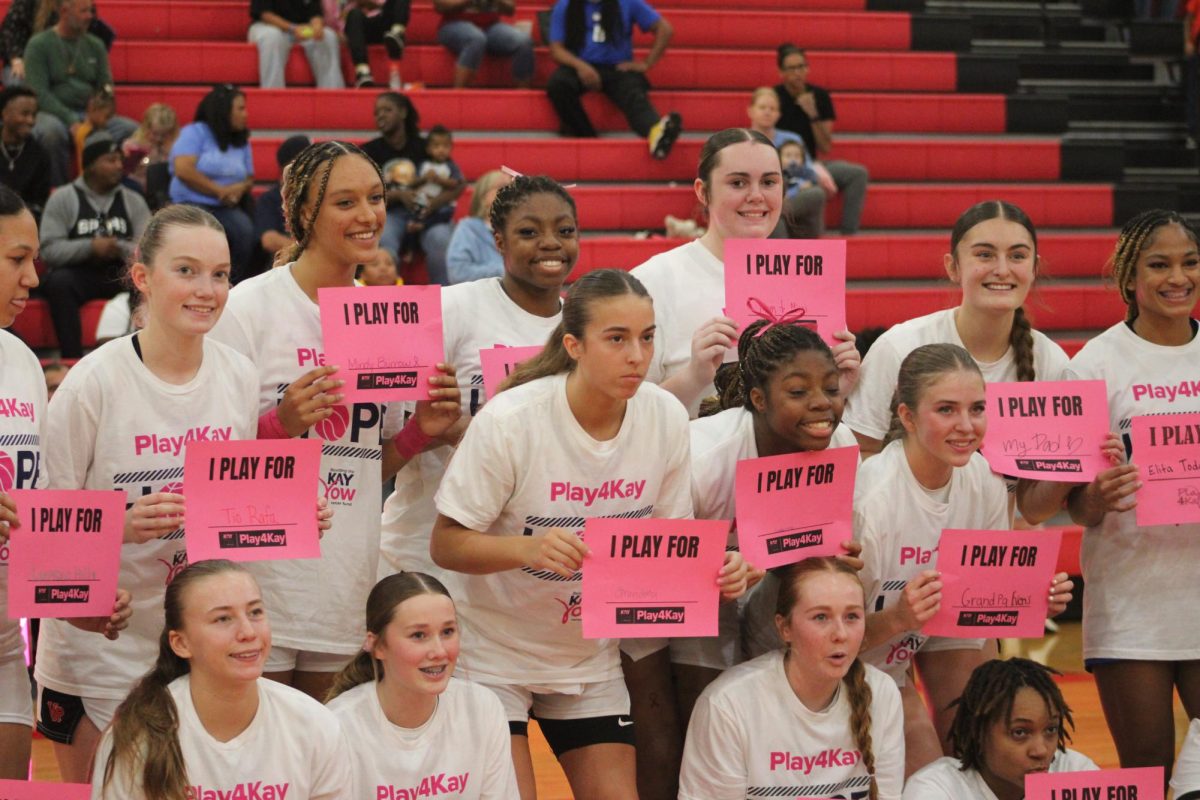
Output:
[169, 84, 256, 282]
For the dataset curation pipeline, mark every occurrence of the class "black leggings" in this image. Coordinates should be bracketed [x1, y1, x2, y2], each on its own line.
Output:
[344, 0, 411, 65]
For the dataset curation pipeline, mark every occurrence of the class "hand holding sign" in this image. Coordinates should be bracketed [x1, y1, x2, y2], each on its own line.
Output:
[1025, 766, 1163, 800]
[521, 527, 589, 580]
[984, 380, 1110, 481]
[1132, 412, 1200, 526]
[319, 285, 444, 403]
[7, 489, 125, 619]
[924, 529, 1062, 639]
[124, 490, 186, 544]
[277, 364, 345, 438]
[184, 439, 323, 563]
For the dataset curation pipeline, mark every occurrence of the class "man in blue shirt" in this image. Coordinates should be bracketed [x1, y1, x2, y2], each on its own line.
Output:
[546, 0, 681, 159]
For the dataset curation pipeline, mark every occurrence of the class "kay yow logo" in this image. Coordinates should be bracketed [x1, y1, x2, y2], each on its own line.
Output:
[556, 592, 582, 624]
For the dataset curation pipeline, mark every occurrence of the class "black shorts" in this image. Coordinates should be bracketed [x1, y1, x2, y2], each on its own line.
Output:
[508, 713, 636, 757]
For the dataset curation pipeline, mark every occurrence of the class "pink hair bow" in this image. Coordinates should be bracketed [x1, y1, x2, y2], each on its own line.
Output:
[500, 165, 577, 189]
[746, 297, 808, 338]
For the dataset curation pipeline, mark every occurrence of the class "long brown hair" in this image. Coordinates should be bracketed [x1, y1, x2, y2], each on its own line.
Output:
[499, 268, 650, 392]
[326, 572, 454, 702]
[102, 560, 253, 800]
[882, 342, 981, 446]
[775, 557, 878, 800]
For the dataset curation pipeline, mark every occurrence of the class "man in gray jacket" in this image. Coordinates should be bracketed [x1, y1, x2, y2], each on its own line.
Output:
[38, 131, 148, 357]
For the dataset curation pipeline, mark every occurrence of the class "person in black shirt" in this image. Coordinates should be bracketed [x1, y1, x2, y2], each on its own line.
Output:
[248, 0, 346, 88]
[0, 86, 49, 219]
[773, 44, 869, 235]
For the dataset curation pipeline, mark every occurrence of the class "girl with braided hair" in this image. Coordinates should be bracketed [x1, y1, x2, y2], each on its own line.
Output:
[902, 657, 1098, 799]
[1015, 210, 1200, 786]
[680, 556, 904, 800]
[844, 201, 1069, 459]
[210, 140, 461, 702]
[853, 344, 1072, 777]
[378, 175, 574, 587]
[93, 560, 353, 800]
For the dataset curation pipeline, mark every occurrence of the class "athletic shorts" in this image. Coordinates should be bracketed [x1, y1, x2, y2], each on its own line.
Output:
[921, 636, 987, 654]
[35, 685, 120, 742]
[264, 646, 354, 673]
[482, 676, 630, 724]
[0, 652, 32, 727]
[618, 637, 668, 662]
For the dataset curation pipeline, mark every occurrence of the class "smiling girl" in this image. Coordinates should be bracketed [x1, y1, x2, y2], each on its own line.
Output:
[853, 344, 1071, 775]
[680, 557, 904, 800]
[431, 269, 742, 800]
[903, 658, 1098, 800]
[1017, 210, 1200, 785]
[326, 572, 519, 799]
[94, 560, 352, 800]
[210, 141, 459, 703]
[379, 175, 573, 585]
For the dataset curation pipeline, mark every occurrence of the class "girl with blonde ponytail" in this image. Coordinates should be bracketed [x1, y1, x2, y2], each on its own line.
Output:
[94, 559, 352, 800]
[326, 572, 518, 798]
[680, 557, 904, 800]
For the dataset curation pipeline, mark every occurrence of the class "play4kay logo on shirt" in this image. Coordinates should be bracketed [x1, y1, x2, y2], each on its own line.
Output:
[135, 425, 233, 457]
[549, 479, 646, 506]
[0, 397, 35, 420]
[187, 781, 290, 800]
[376, 772, 470, 799]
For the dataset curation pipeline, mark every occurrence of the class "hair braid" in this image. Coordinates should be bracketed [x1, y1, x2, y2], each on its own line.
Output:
[488, 175, 577, 234]
[279, 141, 382, 266]
[844, 659, 878, 800]
[713, 319, 834, 412]
[883, 343, 981, 446]
[1107, 209, 1200, 324]
[1008, 306, 1036, 382]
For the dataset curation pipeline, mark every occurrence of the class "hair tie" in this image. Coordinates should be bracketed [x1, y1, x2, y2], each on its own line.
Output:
[746, 297, 807, 338]
[499, 165, 577, 189]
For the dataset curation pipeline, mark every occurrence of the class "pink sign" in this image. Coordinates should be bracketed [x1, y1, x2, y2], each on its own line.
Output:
[0, 780, 91, 799]
[924, 528, 1062, 639]
[6, 489, 124, 619]
[318, 285, 444, 403]
[1133, 413, 1200, 526]
[734, 445, 858, 570]
[723, 238, 847, 346]
[1025, 766, 1163, 800]
[184, 439, 323, 563]
[480, 344, 542, 400]
[983, 380, 1110, 481]
[582, 517, 727, 639]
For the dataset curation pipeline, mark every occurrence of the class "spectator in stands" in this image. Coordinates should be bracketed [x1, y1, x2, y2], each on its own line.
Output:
[546, 0, 682, 160]
[433, 0, 534, 88]
[42, 360, 68, 399]
[254, 133, 310, 273]
[774, 44, 869, 235]
[24, 0, 136, 188]
[121, 102, 179, 195]
[168, 84, 256, 282]
[38, 131, 149, 357]
[446, 168, 511, 283]
[746, 86, 831, 238]
[71, 87, 112, 174]
[249, 0, 346, 89]
[344, 0, 409, 88]
[0, 85, 49, 219]
[409, 124, 464, 283]
[1185, 0, 1200, 148]
[356, 250, 400, 285]
[0, 0, 113, 86]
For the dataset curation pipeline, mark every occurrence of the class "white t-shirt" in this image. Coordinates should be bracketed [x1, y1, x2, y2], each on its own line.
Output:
[855, 440, 1009, 685]
[1064, 321, 1200, 660]
[0, 328, 48, 660]
[379, 277, 561, 582]
[435, 373, 693, 685]
[35, 336, 258, 700]
[902, 750, 1099, 799]
[632, 239, 724, 413]
[844, 308, 1069, 441]
[328, 678, 519, 799]
[211, 265, 398, 655]
[92, 674, 352, 800]
[1172, 718, 1200, 798]
[679, 650, 904, 800]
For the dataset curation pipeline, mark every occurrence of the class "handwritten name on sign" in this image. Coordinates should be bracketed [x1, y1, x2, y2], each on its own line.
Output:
[319, 285, 444, 402]
[723, 238, 847, 347]
[1025, 766, 1163, 800]
[734, 445, 858, 570]
[582, 517, 727, 639]
[0, 779, 92, 800]
[6, 489, 124, 619]
[480, 344, 543, 401]
[983, 380, 1110, 481]
[924, 528, 1062, 639]
[184, 438, 323, 563]
[1132, 412, 1200, 526]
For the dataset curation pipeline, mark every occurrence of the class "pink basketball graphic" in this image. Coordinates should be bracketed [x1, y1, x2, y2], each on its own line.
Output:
[0, 450, 14, 492]
[160, 481, 184, 495]
[313, 404, 350, 441]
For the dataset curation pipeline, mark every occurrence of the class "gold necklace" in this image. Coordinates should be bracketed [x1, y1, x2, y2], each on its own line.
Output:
[57, 32, 81, 76]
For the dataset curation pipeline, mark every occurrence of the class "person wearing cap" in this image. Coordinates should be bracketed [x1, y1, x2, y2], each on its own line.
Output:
[37, 130, 149, 357]
[24, 0, 136, 188]
[253, 133, 309, 277]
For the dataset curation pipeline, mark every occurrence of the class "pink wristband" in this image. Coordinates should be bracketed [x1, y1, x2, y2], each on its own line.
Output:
[257, 407, 289, 439]
[392, 420, 433, 460]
